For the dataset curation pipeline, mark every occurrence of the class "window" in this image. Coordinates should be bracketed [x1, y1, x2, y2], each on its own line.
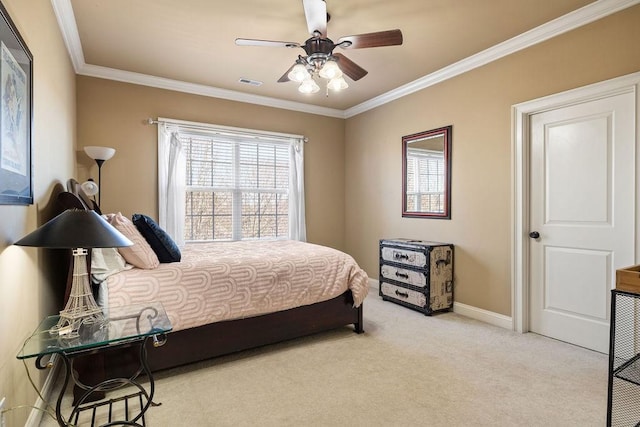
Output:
[405, 148, 444, 212]
[182, 134, 289, 241]
[157, 118, 306, 245]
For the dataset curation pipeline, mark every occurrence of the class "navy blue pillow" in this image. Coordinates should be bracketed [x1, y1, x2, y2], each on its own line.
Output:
[132, 214, 181, 263]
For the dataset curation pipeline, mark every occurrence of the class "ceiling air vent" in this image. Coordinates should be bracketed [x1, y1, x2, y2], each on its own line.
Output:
[238, 78, 263, 87]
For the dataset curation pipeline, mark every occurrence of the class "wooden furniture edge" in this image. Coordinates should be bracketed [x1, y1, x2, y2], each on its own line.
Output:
[84, 291, 363, 385]
[615, 265, 640, 295]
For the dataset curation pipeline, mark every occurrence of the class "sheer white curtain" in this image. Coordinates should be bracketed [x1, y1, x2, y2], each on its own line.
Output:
[157, 118, 306, 243]
[157, 124, 186, 246]
[289, 138, 306, 241]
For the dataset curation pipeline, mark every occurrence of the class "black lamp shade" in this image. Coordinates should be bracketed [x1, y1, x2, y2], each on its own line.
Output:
[14, 209, 133, 248]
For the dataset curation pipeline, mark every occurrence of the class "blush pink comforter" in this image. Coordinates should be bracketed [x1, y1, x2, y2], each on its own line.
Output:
[103, 240, 369, 332]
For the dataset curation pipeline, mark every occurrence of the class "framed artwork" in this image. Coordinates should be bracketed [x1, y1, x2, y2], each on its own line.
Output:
[0, 0, 32, 205]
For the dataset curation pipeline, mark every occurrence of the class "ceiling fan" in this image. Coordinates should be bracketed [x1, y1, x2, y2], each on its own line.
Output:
[235, 0, 403, 94]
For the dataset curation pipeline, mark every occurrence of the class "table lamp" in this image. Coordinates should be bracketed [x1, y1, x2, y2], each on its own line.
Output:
[14, 209, 133, 338]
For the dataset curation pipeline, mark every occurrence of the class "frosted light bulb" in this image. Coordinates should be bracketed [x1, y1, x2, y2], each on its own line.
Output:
[327, 76, 348, 91]
[298, 78, 320, 94]
[319, 60, 342, 80]
[288, 63, 310, 83]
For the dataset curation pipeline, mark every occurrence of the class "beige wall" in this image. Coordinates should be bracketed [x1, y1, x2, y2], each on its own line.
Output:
[0, 3, 635, 425]
[77, 5, 640, 319]
[0, 1, 76, 426]
[76, 77, 346, 250]
[345, 5, 640, 316]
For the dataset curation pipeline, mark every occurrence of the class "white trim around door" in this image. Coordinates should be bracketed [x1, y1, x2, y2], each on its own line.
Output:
[511, 71, 640, 333]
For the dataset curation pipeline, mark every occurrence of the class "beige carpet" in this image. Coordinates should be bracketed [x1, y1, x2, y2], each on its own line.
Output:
[39, 285, 607, 426]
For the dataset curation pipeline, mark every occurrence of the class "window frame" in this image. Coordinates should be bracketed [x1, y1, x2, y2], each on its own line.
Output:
[181, 132, 291, 242]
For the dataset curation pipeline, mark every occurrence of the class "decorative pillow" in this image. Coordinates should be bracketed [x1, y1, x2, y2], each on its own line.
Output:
[132, 213, 181, 263]
[90, 247, 133, 283]
[104, 212, 160, 269]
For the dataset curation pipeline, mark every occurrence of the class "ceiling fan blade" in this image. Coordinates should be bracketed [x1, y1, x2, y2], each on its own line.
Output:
[235, 38, 300, 49]
[333, 53, 368, 81]
[302, 0, 327, 37]
[337, 29, 403, 49]
[277, 64, 295, 83]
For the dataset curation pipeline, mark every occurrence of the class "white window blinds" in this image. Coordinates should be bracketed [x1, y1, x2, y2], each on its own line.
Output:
[157, 118, 306, 245]
[182, 134, 290, 241]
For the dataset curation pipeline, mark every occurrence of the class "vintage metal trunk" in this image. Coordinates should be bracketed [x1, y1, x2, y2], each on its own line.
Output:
[379, 238, 454, 315]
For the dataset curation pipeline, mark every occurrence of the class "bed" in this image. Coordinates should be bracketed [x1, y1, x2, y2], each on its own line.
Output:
[57, 181, 368, 395]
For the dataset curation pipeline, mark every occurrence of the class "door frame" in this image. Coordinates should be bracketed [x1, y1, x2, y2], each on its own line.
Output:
[511, 71, 640, 333]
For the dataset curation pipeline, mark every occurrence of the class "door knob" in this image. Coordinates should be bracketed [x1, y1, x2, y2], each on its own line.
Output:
[529, 231, 540, 239]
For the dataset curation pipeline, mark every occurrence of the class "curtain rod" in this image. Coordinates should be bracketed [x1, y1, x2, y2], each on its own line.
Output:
[147, 118, 308, 143]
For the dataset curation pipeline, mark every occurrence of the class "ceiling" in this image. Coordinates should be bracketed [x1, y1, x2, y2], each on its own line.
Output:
[55, 0, 632, 117]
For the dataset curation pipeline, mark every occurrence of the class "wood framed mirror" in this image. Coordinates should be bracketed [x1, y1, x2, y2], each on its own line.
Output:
[402, 125, 452, 219]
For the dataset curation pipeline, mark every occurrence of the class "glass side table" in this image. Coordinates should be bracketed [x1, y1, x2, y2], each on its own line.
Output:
[18, 302, 172, 427]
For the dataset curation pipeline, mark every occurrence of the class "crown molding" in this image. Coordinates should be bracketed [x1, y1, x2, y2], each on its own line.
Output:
[50, 0, 345, 118]
[52, 0, 639, 119]
[344, 0, 640, 118]
[80, 63, 347, 118]
[51, 0, 84, 73]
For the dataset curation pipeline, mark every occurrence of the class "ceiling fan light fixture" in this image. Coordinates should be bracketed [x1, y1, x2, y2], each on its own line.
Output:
[236, 1, 403, 97]
[318, 58, 342, 80]
[298, 78, 320, 94]
[327, 76, 348, 91]
[288, 63, 311, 83]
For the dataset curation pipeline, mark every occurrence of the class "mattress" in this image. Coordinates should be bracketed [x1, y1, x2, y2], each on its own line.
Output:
[100, 240, 369, 332]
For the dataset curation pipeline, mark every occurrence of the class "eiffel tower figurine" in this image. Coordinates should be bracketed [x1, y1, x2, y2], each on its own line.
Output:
[50, 248, 106, 338]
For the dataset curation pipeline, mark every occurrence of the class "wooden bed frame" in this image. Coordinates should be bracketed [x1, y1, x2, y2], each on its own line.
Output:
[57, 182, 364, 393]
[132, 289, 361, 371]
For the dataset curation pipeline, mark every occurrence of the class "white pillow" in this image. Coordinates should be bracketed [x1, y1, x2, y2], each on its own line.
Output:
[91, 247, 133, 283]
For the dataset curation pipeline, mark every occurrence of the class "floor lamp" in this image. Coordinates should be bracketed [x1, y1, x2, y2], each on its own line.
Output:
[84, 146, 115, 207]
[14, 209, 133, 338]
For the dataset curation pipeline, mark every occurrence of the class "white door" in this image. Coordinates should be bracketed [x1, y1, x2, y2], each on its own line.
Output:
[529, 91, 635, 353]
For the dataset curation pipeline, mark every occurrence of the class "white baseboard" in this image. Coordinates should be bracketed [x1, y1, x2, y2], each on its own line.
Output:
[25, 355, 60, 427]
[453, 302, 513, 330]
[369, 278, 513, 330]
